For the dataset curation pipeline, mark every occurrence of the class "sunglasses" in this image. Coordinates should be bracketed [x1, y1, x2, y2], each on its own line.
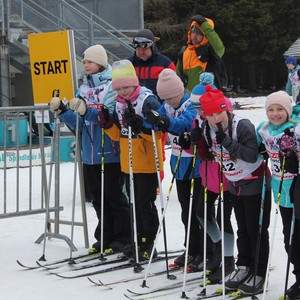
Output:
[132, 37, 153, 49]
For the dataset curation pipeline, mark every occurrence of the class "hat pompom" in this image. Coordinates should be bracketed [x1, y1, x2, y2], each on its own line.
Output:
[205, 84, 214, 93]
[199, 72, 214, 85]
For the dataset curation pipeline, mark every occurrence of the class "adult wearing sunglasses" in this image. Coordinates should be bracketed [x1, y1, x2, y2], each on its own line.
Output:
[128, 29, 176, 104]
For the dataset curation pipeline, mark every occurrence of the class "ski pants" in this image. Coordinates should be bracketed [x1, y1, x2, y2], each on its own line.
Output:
[279, 206, 300, 280]
[197, 189, 234, 257]
[176, 177, 214, 257]
[83, 163, 131, 247]
[231, 190, 271, 277]
[125, 172, 159, 245]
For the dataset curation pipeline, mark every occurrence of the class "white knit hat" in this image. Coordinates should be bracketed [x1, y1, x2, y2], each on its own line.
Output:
[265, 91, 292, 117]
[82, 45, 108, 68]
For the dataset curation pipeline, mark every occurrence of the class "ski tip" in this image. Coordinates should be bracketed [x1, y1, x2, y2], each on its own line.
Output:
[16, 260, 39, 270]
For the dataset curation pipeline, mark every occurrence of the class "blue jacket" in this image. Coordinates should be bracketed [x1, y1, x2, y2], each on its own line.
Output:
[59, 65, 120, 165]
[157, 92, 200, 180]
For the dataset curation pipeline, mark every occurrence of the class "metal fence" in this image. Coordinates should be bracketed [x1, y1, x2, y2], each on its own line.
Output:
[0, 105, 88, 250]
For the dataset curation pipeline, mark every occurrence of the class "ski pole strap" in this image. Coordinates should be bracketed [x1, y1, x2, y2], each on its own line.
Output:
[276, 156, 286, 205]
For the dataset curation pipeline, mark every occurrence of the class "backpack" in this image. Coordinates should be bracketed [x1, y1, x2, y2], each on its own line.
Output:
[178, 44, 228, 90]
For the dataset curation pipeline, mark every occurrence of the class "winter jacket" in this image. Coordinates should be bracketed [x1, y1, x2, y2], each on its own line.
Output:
[156, 92, 200, 180]
[286, 64, 300, 97]
[104, 86, 163, 174]
[257, 119, 300, 208]
[59, 65, 120, 165]
[176, 19, 225, 92]
[128, 47, 176, 102]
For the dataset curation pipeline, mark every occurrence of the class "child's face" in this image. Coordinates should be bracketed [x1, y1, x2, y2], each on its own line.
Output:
[83, 60, 101, 75]
[115, 86, 136, 100]
[165, 94, 182, 108]
[206, 110, 228, 129]
[286, 63, 295, 70]
[267, 104, 288, 126]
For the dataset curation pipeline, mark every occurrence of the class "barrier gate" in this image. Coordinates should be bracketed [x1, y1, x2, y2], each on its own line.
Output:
[0, 105, 89, 251]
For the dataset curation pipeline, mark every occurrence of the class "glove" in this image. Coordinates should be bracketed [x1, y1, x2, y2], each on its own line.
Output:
[144, 110, 170, 132]
[178, 132, 191, 150]
[279, 128, 295, 157]
[215, 122, 226, 145]
[49, 97, 67, 114]
[191, 14, 207, 26]
[123, 106, 144, 134]
[279, 128, 298, 173]
[190, 119, 202, 144]
[258, 143, 269, 161]
[97, 107, 113, 129]
[69, 98, 87, 116]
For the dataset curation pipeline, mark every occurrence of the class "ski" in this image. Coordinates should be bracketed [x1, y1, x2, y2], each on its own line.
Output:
[17, 248, 184, 271]
[16, 249, 106, 270]
[52, 254, 177, 279]
[195, 288, 232, 299]
[126, 274, 203, 296]
[88, 265, 181, 287]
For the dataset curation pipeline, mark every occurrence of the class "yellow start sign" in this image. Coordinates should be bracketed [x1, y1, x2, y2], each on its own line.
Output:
[28, 30, 77, 104]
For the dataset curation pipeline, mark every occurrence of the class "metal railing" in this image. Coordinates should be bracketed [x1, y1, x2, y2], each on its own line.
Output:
[6, 0, 134, 62]
[0, 105, 88, 250]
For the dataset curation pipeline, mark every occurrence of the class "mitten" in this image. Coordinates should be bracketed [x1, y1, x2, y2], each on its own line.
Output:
[98, 107, 113, 129]
[190, 119, 202, 144]
[279, 128, 298, 173]
[49, 97, 67, 114]
[144, 110, 170, 132]
[69, 98, 87, 116]
[191, 15, 207, 26]
[215, 122, 226, 145]
[258, 143, 269, 161]
[123, 107, 144, 134]
[178, 132, 191, 150]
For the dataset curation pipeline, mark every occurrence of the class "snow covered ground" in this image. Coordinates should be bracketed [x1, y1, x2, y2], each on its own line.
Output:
[0, 96, 293, 300]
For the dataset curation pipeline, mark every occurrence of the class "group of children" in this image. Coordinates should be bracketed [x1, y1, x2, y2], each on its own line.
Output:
[50, 44, 300, 298]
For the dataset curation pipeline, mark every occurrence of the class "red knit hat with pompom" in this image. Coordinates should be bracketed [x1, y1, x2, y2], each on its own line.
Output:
[200, 84, 228, 117]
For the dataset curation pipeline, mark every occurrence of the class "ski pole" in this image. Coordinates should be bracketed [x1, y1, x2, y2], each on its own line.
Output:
[181, 144, 197, 299]
[217, 122, 225, 299]
[68, 111, 80, 263]
[262, 156, 286, 300]
[144, 129, 171, 278]
[283, 211, 296, 299]
[99, 127, 106, 260]
[251, 158, 268, 300]
[199, 160, 208, 296]
[142, 149, 182, 287]
[125, 103, 143, 273]
[39, 109, 55, 261]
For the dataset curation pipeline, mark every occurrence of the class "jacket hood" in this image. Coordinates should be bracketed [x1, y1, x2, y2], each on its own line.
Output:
[187, 18, 214, 48]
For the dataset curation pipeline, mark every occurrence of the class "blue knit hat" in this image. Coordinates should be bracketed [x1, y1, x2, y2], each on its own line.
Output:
[285, 56, 297, 66]
[190, 72, 216, 109]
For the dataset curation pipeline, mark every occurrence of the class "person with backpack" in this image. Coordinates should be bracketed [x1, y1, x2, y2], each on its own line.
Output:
[176, 14, 225, 92]
[285, 56, 300, 103]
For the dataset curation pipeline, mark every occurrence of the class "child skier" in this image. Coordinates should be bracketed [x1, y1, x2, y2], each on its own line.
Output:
[50, 44, 131, 253]
[198, 84, 271, 295]
[181, 72, 235, 282]
[144, 68, 214, 269]
[257, 90, 300, 299]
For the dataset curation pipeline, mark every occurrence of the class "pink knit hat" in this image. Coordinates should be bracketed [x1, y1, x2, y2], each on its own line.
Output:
[200, 85, 229, 117]
[265, 91, 292, 118]
[111, 59, 139, 90]
[157, 69, 184, 100]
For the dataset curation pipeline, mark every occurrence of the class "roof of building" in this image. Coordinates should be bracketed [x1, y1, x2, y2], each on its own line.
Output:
[284, 38, 300, 59]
